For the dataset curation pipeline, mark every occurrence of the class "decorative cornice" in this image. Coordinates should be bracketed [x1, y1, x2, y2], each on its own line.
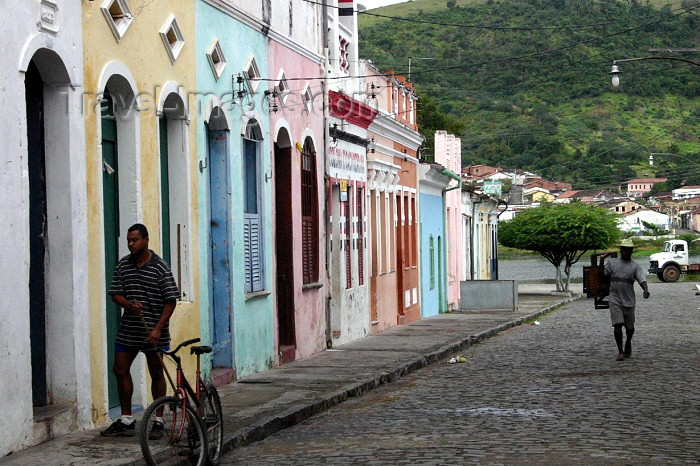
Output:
[203, 0, 324, 64]
[374, 143, 419, 164]
[368, 110, 423, 149]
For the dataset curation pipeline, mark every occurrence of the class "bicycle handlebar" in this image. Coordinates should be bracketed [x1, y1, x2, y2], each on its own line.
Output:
[159, 337, 201, 357]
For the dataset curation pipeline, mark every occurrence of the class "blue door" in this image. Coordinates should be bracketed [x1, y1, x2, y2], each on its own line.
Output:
[208, 129, 233, 368]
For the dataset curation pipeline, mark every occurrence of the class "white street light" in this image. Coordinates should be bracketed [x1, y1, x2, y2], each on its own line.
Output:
[609, 56, 699, 87]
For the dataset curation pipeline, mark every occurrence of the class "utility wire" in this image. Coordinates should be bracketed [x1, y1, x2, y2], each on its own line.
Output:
[358, 2, 694, 30]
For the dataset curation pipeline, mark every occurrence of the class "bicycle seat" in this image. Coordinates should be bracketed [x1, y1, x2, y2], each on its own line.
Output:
[191, 345, 212, 355]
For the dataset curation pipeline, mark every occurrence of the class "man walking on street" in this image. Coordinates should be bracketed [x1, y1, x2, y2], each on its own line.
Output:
[101, 224, 180, 437]
[604, 238, 650, 361]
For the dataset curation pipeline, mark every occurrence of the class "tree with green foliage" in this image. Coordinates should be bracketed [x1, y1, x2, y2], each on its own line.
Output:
[499, 203, 621, 291]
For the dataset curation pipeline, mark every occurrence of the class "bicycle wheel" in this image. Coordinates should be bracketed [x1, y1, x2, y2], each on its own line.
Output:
[140, 396, 208, 466]
[201, 385, 224, 465]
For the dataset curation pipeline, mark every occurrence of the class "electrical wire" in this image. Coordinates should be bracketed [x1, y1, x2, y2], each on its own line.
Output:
[358, 2, 695, 30]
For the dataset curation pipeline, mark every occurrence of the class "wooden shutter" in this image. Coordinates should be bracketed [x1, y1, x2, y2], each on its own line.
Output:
[244, 216, 263, 293]
[357, 188, 364, 286]
[301, 141, 318, 284]
[243, 133, 264, 293]
[345, 190, 352, 289]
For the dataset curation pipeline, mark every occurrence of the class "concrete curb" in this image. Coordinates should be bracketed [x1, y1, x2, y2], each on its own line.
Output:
[217, 293, 583, 457]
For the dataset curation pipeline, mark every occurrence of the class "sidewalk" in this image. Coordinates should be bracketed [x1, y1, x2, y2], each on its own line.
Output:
[1, 284, 583, 465]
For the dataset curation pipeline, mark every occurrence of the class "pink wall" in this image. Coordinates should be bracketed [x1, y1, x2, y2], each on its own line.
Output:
[268, 41, 326, 360]
[434, 131, 462, 311]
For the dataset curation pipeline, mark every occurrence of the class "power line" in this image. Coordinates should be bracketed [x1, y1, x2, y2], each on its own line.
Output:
[358, 2, 694, 30]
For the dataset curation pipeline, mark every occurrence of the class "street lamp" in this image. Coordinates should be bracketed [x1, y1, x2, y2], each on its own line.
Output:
[610, 56, 700, 87]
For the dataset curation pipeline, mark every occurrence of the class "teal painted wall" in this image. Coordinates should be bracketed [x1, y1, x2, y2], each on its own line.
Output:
[196, 1, 274, 378]
[419, 192, 446, 317]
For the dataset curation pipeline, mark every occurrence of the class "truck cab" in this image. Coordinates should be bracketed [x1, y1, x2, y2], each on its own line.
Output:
[649, 240, 688, 282]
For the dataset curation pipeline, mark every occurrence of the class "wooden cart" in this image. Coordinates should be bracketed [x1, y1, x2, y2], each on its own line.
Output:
[583, 252, 617, 309]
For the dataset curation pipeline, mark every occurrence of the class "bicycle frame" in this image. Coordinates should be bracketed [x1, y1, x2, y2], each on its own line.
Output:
[161, 344, 208, 439]
[161, 342, 204, 437]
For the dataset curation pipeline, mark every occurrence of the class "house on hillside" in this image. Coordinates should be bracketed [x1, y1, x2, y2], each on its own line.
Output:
[464, 164, 500, 177]
[618, 208, 670, 233]
[672, 186, 700, 200]
[524, 178, 572, 195]
[626, 177, 667, 198]
[523, 187, 555, 204]
[605, 199, 644, 214]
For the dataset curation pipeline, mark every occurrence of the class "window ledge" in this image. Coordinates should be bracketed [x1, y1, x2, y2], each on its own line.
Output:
[245, 290, 271, 301]
[302, 282, 324, 291]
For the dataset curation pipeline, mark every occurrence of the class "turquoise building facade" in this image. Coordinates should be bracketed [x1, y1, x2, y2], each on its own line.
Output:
[418, 163, 453, 317]
[196, 1, 274, 380]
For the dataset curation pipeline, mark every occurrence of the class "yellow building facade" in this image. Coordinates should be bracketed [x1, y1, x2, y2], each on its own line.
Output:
[82, 0, 200, 423]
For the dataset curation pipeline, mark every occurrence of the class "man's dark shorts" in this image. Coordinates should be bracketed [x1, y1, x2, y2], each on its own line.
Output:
[609, 303, 635, 330]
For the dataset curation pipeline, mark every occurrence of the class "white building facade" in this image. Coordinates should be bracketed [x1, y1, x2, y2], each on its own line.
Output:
[0, 1, 90, 455]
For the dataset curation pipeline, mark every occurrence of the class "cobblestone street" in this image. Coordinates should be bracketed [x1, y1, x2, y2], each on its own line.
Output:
[223, 282, 700, 465]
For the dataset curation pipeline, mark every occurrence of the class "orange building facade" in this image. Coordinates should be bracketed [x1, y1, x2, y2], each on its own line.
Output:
[362, 61, 423, 331]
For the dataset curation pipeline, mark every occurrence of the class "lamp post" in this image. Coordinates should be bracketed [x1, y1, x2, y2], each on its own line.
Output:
[609, 56, 700, 87]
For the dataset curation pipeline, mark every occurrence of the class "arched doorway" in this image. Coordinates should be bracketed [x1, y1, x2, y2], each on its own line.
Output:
[159, 91, 191, 299]
[207, 107, 233, 369]
[274, 128, 295, 362]
[24, 48, 80, 409]
[100, 73, 140, 409]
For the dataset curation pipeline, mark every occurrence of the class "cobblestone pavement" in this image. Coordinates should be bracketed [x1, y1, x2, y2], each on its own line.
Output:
[223, 282, 700, 465]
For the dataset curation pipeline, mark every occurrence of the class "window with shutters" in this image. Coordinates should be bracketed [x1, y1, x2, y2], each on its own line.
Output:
[301, 138, 319, 285]
[243, 120, 264, 293]
[345, 189, 352, 289]
[357, 188, 364, 286]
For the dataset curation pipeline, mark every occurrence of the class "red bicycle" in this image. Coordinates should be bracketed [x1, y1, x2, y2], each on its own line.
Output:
[139, 338, 224, 465]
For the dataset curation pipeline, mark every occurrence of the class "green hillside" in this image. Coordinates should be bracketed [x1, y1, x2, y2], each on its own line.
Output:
[358, 0, 700, 190]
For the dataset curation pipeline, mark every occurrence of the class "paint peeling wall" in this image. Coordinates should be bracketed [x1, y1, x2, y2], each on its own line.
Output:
[0, 0, 89, 456]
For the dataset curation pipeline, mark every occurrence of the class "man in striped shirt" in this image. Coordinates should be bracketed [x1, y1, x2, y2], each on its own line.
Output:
[101, 223, 180, 437]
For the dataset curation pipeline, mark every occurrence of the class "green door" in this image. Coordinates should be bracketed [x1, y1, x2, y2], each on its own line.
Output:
[159, 117, 171, 266]
[102, 95, 121, 408]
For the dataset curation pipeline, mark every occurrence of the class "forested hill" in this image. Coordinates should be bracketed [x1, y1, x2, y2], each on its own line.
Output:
[358, 0, 700, 191]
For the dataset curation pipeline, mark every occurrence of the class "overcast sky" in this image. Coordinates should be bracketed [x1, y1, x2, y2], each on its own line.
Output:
[359, 0, 408, 11]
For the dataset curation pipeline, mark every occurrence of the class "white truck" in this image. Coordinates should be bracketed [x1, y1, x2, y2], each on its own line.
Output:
[648, 239, 700, 282]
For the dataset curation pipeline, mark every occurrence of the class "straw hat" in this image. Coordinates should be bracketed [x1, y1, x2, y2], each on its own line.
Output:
[620, 238, 634, 248]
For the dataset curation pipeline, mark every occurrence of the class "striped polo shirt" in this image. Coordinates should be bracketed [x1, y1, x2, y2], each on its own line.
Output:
[108, 251, 180, 348]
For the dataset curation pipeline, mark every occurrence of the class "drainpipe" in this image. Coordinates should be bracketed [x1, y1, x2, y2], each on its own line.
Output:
[322, 0, 332, 347]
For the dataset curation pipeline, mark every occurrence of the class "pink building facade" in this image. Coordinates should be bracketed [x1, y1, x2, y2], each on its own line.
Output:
[268, 41, 327, 363]
[434, 131, 463, 311]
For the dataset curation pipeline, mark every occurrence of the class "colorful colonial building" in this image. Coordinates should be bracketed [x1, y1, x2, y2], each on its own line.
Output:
[434, 131, 463, 311]
[362, 60, 423, 330]
[2, 0, 89, 455]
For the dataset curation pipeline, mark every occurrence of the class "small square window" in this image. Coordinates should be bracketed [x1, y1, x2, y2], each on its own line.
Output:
[159, 14, 185, 64]
[302, 85, 313, 114]
[101, 0, 134, 42]
[206, 39, 227, 80]
[338, 36, 350, 74]
[275, 70, 290, 104]
[243, 56, 261, 94]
